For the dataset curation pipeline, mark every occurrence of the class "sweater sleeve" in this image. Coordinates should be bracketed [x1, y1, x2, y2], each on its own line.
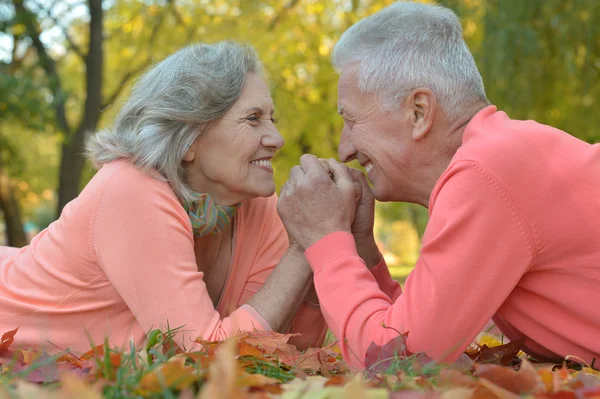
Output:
[305, 161, 535, 369]
[239, 195, 327, 350]
[92, 169, 270, 351]
[370, 258, 402, 301]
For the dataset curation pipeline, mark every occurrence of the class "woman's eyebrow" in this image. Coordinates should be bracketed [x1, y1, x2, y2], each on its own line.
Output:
[242, 106, 274, 115]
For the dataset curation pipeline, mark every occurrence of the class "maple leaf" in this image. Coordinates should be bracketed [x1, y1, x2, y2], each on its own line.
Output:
[0, 327, 18, 355]
[239, 330, 300, 354]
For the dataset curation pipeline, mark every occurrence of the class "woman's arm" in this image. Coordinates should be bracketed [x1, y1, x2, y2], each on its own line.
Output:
[239, 196, 327, 348]
[246, 245, 312, 332]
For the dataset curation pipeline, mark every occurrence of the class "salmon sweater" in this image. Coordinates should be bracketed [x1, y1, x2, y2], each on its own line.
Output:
[0, 160, 326, 354]
[305, 106, 600, 369]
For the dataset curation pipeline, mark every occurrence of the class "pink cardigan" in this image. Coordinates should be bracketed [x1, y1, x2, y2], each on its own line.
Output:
[0, 160, 326, 354]
[305, 106, 600, 369]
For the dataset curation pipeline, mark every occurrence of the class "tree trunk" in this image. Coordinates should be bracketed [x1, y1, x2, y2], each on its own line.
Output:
[56, 0, 104, 215]
[0, 172, 27, 247]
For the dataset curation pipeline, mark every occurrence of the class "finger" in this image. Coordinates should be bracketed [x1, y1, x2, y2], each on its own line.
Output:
[354, 170, 374, 202]
[289, 165, 304, 181]
[326, 158, 354, 189]
[353, 180, 362, 201]
[347, 167, 365, 182]
[348, 168, 372, 192]
[300, 154, 327, 175]
[318, 158, 331, 174]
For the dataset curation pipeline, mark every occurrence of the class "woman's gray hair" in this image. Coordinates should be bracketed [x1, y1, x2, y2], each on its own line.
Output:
[331, 1, 487, 118]
[86, 41, 263, 202]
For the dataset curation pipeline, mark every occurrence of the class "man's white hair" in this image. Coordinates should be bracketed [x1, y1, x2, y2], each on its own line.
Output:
[332, 1, 487, 118]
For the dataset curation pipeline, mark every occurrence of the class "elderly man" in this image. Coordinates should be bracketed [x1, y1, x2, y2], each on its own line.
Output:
[277, 1, 600, 369]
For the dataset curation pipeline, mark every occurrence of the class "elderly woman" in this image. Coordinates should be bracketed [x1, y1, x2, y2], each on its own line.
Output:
[0, 42, 325, 354]
[277, 1, 600, 370]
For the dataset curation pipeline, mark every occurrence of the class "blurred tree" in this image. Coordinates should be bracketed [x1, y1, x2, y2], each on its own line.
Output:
[1, 0, 599, 254]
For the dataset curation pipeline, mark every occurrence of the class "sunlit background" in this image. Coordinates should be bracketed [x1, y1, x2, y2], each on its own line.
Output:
[1, 0, 599, 283]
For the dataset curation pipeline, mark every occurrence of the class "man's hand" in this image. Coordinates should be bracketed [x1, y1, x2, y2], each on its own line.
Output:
[347, 168, 383, 269]
[278, 155, 359, 250]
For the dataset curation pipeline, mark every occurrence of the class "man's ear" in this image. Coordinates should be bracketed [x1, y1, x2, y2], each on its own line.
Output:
[407, 88, 436, 141]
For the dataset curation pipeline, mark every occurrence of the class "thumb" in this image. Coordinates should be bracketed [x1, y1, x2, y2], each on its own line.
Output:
[348, 168, 373, 202]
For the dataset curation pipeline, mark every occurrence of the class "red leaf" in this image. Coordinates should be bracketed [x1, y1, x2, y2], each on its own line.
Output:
[469, 337, 525, 366]
[0, 327, 19, 354]
[364, 332, 435, 373]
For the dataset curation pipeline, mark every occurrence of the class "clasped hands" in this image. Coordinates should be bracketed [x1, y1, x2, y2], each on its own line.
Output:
[277, 154, 381, 268]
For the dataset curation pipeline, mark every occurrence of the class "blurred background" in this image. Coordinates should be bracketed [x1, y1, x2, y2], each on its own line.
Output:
[1, 0, 599, 283]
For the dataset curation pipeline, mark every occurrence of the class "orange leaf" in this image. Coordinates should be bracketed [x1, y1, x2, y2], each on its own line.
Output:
[240, 331, 300, 355]
[80, 345, 104, 360]
[139, 356, 198, 393]
[238, 342, 264, 358]
[324, 375, 347, 387]
[0, 327, 19, 354]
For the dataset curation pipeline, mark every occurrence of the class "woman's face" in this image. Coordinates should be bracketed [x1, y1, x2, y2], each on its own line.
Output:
[184, 73, 284, 206]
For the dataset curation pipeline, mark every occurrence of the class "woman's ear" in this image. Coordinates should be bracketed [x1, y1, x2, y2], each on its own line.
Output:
[183, 147, 195, 162]
[409, 88, 436, 141]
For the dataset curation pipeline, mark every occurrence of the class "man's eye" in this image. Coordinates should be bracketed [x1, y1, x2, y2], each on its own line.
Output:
[246, 115, 260, 121]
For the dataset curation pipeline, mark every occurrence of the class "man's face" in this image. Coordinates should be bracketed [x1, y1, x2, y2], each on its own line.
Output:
[337, 68, 418, 202]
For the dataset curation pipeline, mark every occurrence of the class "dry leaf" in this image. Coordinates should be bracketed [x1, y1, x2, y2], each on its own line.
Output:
[0, 327, 18, 354]
[474, 358, 540, 394]
[139, 355, 198, 394]
[60, 374, 104, 399]
[198, 338, 244, 399]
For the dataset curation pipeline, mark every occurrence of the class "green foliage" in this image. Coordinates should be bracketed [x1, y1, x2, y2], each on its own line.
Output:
[1, 0, 599, 248]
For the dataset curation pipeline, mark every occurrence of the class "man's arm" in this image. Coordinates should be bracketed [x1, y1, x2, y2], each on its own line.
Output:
[305, 161, 534, 369]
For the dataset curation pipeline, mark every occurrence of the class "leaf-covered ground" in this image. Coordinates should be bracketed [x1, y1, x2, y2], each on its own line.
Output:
[0, 326, 598, 398]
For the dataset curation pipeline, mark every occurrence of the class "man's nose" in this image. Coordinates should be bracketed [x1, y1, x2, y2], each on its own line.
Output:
[338, 128, 356, 163]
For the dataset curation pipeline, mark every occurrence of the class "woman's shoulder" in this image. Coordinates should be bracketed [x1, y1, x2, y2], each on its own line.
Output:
[85, 160, 184, 225]
[91, 160, 176, 201]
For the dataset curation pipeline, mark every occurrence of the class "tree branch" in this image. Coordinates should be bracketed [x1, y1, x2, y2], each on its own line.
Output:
[42, 6, 87, 62]
[101, 3, 173, 109]
[268, 0, 301, 31]
[13, 0, 72, 135]
[101, 62, 150, 110]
